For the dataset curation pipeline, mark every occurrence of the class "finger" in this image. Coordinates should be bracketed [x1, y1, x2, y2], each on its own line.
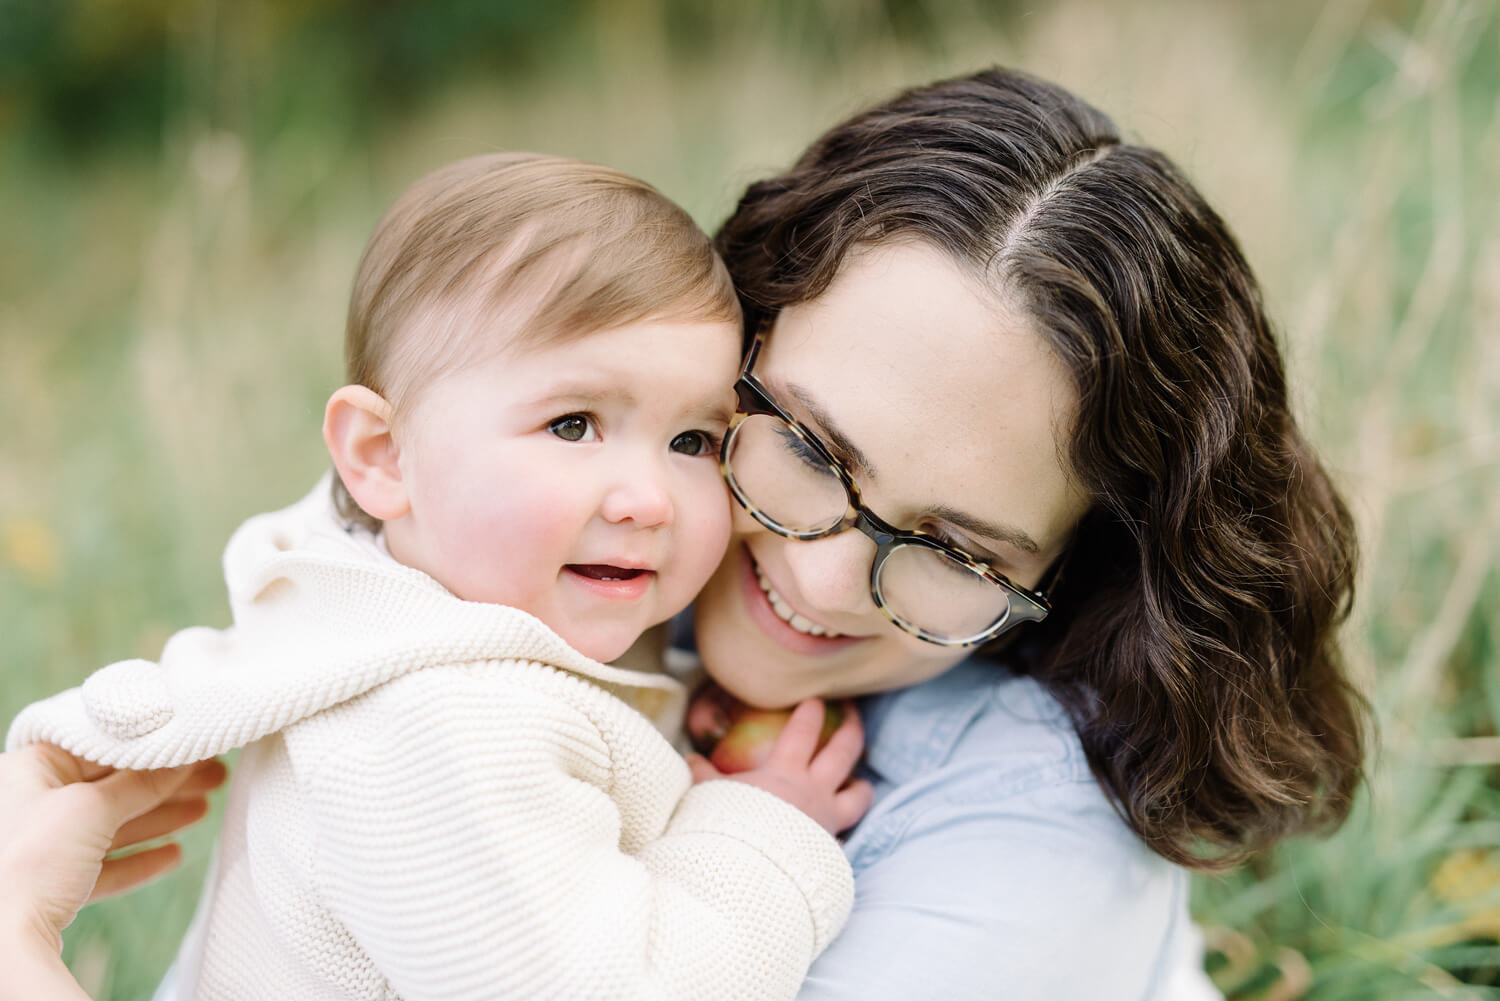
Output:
[810, 701, 865, 784]
[26, 742, 101, 786]
[171, 758, 229, 798]
[110, 796, 210, 851]
[831, 778, 874, 833]
[685, 696, 732, 749]
[88, 843, 183, 902]
[685, 753, 725, 784]
[72, 756, 118, 782]
[84, 763, 199, 831]
[765, 700, 828, 769]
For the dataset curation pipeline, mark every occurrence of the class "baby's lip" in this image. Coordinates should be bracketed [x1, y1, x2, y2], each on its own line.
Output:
[565, 564, 655, 581]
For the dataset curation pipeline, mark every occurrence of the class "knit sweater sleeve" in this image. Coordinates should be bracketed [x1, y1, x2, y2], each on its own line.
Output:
[292, 661, 852, 1001]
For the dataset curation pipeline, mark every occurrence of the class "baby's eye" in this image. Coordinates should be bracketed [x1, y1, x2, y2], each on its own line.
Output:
[670, 430, 719, 457]
[549, 414, 598, 443]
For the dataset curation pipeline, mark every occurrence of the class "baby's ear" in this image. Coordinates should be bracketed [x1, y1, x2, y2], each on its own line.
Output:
[323, 385, 409, 521]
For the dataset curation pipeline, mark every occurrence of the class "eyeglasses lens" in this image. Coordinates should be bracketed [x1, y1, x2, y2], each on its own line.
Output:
[725, 414, 847, 534]
[724, 412, 1013, 643]
[875, 545, 1011, 641]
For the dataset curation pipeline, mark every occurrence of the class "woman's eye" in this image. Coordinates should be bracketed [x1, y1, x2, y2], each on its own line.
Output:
[923, 526, 987, 565]
[774, 423, 829, 472]
[670, 430, 719, 456]
[549, 414, 597, 442]
[935, 548, 986, 579]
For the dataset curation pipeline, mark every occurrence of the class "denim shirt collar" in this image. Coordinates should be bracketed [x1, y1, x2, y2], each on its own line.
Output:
[857, 656, 1010, 785]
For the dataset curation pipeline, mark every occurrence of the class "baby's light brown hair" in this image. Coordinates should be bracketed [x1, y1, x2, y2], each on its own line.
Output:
[333, 152, 740, 529]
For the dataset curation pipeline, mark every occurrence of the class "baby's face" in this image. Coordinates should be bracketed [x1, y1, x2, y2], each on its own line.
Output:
[383, 317, 740, 663]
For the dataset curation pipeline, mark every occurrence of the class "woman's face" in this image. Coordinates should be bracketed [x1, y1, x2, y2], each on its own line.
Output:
[694, 241, 1091, 707]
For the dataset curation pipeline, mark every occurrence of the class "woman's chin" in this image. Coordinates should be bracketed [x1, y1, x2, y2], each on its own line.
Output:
[704, 669, 809, 712]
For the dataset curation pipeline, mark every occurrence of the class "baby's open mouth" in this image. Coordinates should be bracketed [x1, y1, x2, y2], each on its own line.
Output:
[567, 564, 647, 582]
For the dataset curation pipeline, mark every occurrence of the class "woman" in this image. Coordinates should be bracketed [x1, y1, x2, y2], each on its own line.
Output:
[26, 66, 1363, 999]
[687, 66, 1362, 999]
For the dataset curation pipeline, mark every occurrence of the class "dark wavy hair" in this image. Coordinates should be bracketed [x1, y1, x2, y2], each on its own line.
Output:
[714, 67, 1366, 869]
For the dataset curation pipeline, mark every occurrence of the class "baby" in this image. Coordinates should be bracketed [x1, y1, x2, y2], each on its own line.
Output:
[8, 154, 868, 1001]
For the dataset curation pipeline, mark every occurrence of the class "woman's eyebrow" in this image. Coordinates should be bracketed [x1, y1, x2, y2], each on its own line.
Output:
[928, 505, 1042, 555]
[783, 382, 877, 476]
[782, 380, 1042, 556]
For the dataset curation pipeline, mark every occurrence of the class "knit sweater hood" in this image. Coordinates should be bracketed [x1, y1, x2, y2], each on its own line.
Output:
[7, 481, 687, 766]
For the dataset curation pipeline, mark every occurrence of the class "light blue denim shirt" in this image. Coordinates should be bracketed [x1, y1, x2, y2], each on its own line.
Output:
[796, 656, 1224, 1001]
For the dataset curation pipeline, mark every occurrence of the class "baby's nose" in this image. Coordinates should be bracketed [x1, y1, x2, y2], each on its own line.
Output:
[601, 473, 674, 528]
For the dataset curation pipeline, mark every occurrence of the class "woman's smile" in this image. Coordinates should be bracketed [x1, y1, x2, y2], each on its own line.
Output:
[751, 559, 844, 638]
[736, 543, 861, 654]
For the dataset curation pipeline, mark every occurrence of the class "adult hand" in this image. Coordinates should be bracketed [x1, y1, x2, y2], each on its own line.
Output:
[0, 744, 226, 1000]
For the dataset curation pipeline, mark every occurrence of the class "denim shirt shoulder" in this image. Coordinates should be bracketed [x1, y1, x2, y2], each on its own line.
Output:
[672, 621, 1220, 1001]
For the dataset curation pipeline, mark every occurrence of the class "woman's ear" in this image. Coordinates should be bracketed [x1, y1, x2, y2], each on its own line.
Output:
[323, 385, 410, 521]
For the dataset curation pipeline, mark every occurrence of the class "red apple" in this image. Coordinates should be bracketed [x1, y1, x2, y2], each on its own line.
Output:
[688, 684, 844, 774]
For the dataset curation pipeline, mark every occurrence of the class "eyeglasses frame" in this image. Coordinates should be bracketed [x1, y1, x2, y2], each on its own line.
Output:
[720, 332, 1052, 648]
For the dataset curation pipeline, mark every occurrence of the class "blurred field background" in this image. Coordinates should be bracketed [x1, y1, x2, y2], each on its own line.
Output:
[1, 0, 1496, 997]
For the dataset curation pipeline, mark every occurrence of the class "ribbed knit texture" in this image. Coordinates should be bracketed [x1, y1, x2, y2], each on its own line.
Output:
[8, 481, 853, 1000]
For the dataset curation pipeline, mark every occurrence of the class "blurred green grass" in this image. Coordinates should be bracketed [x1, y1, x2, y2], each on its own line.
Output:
[2, 1, 1497, 997]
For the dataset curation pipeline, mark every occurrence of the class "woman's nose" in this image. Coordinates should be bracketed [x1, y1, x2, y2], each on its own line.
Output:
[600, 469, 674, 528]
[779, 527, 878, 617]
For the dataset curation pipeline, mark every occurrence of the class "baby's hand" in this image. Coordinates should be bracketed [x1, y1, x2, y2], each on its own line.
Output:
[687, 699, 872, 836]
[686, 683, 845, 770]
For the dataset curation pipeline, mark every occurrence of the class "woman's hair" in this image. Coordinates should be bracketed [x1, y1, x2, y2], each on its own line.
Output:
[333, 152, 738, 529]
[715, 67, 1365, 869]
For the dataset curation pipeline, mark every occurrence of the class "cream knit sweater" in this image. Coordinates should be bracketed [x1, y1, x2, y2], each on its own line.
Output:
[8, 483, 853, 1001]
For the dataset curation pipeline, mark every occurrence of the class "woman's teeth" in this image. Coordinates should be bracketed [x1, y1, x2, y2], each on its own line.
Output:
[753, 565, 843, 638]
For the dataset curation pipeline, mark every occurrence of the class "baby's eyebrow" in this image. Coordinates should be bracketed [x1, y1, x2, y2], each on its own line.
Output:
[527, 384, 628, 409]
[683, 398, 734, 424]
